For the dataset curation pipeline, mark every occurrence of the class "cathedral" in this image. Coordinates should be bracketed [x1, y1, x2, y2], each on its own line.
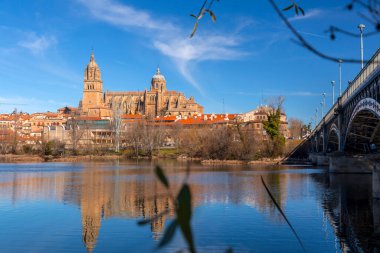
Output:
[79, 52, 204, 118]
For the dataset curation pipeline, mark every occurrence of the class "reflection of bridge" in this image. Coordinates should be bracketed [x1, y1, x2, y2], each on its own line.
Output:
[309, 48, 380, 155]
[312, 173, 380, 252]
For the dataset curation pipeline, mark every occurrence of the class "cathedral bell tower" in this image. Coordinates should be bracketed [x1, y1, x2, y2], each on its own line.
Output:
[81, 52, 103, 114]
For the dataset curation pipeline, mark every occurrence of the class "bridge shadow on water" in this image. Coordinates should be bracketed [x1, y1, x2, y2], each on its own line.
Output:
[312, 172, 380, 252]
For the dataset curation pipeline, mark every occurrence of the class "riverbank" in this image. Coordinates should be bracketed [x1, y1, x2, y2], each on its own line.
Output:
[0, 154, 123, 163]
[0, 154, 295, 166]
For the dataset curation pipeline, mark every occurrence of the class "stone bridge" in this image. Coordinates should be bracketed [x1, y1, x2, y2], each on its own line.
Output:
[310, 48, 380, 155]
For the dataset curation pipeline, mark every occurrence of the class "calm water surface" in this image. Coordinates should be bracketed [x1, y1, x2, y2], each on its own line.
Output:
[0, 160, 377, 252]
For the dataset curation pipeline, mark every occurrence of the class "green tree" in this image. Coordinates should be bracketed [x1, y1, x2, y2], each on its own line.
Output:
[263, 97, 286, 157]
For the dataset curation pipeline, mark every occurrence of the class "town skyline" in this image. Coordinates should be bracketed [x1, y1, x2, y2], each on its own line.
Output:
[0, 1, 379, 122]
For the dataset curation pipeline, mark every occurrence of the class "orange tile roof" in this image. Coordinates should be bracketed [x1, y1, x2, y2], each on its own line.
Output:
[45, 112, 59, 117]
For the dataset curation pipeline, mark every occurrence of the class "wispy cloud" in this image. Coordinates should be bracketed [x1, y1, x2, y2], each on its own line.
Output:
[76, 0, 177, 32]
[153, 35, 246, 62]
[18, 34, 57, 54]
[153, 35, 248, 95]
[77, 0, 248, 94]
[289, 8, 323, 22]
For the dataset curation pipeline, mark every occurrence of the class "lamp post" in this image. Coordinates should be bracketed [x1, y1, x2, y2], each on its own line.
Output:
[310, 116, 314, 130]
[320, 101, 324, 119]
[322, 92, 326, 111]
[338, 60, 343, 96]
[331, 80, 335, 105]
[358, 24, 365, 69]
[316, 108, 319, 124]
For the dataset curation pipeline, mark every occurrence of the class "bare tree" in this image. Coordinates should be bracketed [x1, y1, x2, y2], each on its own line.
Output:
[288, 118, 304, 140]
[11, 108, 19, 154]
[127, 119, 144, 158]
[67, 116, 86, 155]
[112, 106, 123, 152]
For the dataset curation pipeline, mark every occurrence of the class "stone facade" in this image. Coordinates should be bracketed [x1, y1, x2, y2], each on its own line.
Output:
[238, 105, 288, 138]
[79, 53, 203, 118]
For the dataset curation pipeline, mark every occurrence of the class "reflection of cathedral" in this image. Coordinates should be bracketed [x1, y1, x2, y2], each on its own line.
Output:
[79, 53, 204, 118]
[0, 163, 290, 253]
[79, 166, 175, 252]
[2, 164, 380, 252]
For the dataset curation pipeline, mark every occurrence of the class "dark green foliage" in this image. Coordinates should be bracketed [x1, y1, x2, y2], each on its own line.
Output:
[138, 166, 195, 252]
[159, 220, 178, 248]
[155, 165, 170, 189]
[137, 209, 170, 226]
[22, 144, 33, 154]
[282, 1, 305, 16]
[263, 106, 286, 157]
[189, 0, 219, 38]
[42, 140, 65, 156]
[263, 108, 282, 140]
[176, 184, 195, 253]
[43, 141, 53, 156]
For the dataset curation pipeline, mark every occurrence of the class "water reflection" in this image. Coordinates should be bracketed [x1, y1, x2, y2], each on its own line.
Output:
[312, 172, 380, 252]
[0, 162, 379, 252]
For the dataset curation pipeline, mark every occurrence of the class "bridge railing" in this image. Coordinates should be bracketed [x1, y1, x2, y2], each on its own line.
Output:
[341, 48, 380, 106]
[312, 48, 380, 135]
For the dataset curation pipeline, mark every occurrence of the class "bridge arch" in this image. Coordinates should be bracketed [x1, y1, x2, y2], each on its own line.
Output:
[326, 123, 340, 153]
[343, 98, 380, 153]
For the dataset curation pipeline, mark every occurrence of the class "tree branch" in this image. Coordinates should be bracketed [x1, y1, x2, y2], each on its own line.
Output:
[268, 0, 364, 63]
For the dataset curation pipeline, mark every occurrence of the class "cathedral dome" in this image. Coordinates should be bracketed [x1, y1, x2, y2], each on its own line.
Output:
[152, 67, 166, 82]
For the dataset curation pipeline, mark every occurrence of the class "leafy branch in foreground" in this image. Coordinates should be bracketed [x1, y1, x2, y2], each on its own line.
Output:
[189, 0, 219, 38]
[138, 165, 195, 253]
[282, 1, 305, 16]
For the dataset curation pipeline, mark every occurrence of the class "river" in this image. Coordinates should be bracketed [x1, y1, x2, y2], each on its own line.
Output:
[0, 160, 377, 252]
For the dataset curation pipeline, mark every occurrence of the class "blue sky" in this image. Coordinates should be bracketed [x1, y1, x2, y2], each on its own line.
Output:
[0, 0, 379, 123]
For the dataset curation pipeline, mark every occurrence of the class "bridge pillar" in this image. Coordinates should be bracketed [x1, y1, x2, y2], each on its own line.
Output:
[309, 153, 329, 166]
[373, 164, 380, 199]
[329, 155, 374, 173]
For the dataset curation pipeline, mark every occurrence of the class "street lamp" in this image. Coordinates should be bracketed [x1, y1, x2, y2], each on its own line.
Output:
[322, 92, 326, 111]
[338, 60, 343, 96]
[331, 80, 335, 104]
[320, 101, 324, 119]
[316, 108, 319, 124]
[358, 24, 365, 69]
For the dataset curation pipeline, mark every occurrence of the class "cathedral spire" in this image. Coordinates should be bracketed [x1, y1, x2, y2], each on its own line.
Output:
[90, 51, 95, 62]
